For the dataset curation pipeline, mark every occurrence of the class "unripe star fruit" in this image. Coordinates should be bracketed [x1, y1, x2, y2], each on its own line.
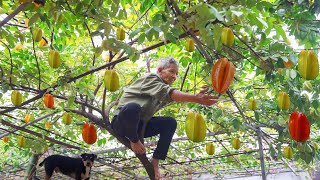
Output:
[48, 50, 61, 68]
[116, 28, 125, 41]
[185, 38, 195, 52]
[32, 27, 43, 42]
[221, 27, 234, 46]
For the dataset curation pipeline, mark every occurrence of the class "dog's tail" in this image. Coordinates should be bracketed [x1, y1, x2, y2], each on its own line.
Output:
[37, 158, 46, 167]
[38, 159, 45, 167]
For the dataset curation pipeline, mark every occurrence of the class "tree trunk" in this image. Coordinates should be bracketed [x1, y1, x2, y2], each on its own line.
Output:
[25, 153, 40, 180]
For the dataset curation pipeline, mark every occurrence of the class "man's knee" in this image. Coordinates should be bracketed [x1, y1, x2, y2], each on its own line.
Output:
[166, 117, 177, 132]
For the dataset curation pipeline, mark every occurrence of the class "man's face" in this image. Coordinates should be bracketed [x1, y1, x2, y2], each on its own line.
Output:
[158, 64, 178, 85]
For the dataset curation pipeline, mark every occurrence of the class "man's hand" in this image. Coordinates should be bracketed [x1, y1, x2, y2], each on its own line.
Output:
[196, 88, 218, 106]
[130, 140, 146, 154]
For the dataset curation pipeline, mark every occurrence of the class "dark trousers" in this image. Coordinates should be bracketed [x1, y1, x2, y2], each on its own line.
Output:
[111, 103, 177, 160]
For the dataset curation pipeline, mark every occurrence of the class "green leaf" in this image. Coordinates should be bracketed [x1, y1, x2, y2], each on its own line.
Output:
[140, 0, 151, 13]
[274, 25, 288, 41]
[94, 46, 103, 56]
[137, 33, 145, 44]
[231, 10, 243, 17]
[208, 5, 223, 21]
[269, 145, 275, 157]
[248, 14, 264, 30]
[301, 152, 313, 164]
[289, 69, 297, 79]
[97, 22, 112, 37]
[119, 9, 127, 19]
[90, 31, 103, 37]
[232, 118, 241, 130]
[145, 27, 154, 41]
[213, 25, 222, 50]
[110, 3, 119, 17]
[277, 9, 286, 16]
[28, 13, 40, 27]
[256, 17, 268, 28]
[254, 111, 259, 121]
[129, 28, 141, 39]
[75, 2, 84, 14]
[153, 26, 161, 33]
[171, 28, 181, 37]
[67, 96, 75, 107]
[195, 4, 212, 19]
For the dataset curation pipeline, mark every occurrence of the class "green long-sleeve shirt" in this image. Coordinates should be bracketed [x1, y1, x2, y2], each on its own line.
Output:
[114, 73, 176, 136]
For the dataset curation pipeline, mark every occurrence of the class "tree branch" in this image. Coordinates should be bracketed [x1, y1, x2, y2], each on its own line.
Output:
[0, 2, 32, 28]
[1, 119, 80, 149]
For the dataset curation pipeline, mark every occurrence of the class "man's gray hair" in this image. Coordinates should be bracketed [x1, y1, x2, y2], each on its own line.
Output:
[157, 57, 179, 69]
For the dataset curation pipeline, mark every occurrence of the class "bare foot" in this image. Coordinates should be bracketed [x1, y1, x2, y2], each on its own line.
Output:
[130, 140, 146, 154]
[151, 158, 161, 180]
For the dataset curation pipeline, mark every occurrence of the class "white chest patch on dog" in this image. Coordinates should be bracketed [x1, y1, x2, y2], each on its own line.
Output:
[83, 167, 90, 179]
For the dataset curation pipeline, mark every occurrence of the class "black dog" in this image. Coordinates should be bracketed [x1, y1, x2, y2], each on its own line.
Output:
[38, 153, 97, 180]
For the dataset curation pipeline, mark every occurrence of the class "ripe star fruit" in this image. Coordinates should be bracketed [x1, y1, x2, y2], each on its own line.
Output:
[82, 122, 97, 144]
[45, 122, 52, 129]
[24, 114, 34, 123]
[15, 43, 24, 51]
[185, 112, 206, 142]
[283, 59, 294, 69]
[288, 112, 310, 142]
[211, 58, 235, 94]
[24, 18, 29, 27]
[39, 39, 48, 47]
[3, 136, 9, 143]
[43, 94, 54, 108]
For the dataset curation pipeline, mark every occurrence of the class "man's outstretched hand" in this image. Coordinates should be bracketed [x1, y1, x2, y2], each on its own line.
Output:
[196, 88, 219, 106]
[130, 140, 146, 154]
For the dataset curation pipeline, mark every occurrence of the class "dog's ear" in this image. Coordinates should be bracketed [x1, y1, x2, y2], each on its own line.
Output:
[80, 153, 85, 158]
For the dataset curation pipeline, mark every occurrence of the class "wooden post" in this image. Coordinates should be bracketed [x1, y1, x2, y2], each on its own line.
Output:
[256, 128, 267, 180]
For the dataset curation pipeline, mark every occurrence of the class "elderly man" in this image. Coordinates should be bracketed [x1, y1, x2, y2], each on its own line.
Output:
[111, 57, 218, 179]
